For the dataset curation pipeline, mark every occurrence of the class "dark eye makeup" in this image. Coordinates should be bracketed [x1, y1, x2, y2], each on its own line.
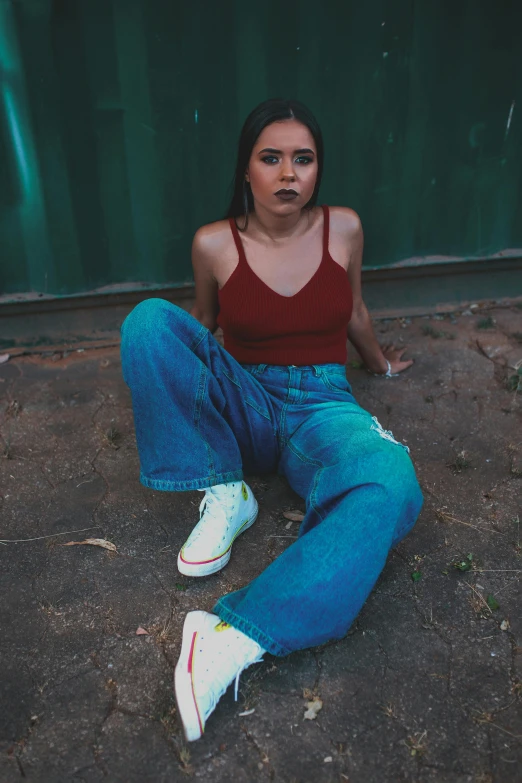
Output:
[261, 156, 314, 165]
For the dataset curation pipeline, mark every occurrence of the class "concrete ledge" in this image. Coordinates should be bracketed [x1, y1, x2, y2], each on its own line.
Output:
[1, 257, 521, 353]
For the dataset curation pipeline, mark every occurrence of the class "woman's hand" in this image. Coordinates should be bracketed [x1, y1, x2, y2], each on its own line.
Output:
[380, 344, 414, 375]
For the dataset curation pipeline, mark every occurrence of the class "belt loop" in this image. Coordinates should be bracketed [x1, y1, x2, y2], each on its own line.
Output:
[257, 363, 267, 374]
[312, 364, 321, 377]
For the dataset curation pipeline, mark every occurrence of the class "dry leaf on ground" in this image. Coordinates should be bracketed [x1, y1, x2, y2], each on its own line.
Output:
[304, 698, 323, 720]
[136, 626, 149, 635]
[62, 538, 117, 552]
[283, 511, 305, 522]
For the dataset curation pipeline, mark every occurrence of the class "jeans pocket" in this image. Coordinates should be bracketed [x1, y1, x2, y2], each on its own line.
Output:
[318, 368, 350, 393]
[241, 363, 267, 377]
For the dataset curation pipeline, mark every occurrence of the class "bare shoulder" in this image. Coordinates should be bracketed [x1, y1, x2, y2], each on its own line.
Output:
[192, 218, 232, 259]
[192, 218, 239, 291]
[328, 206, 362, 239]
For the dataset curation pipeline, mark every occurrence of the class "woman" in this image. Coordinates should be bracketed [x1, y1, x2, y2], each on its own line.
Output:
[121, 98, 423, 742]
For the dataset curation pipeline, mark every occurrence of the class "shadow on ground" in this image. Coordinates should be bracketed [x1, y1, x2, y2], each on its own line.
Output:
[1, 303, 521, 782]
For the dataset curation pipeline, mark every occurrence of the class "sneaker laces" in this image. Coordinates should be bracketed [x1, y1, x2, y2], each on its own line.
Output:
[191, 485, 239, 542]
[201, 637, 264, 715]
[233, 653, 263, 701]
[231, 636, 264, 701]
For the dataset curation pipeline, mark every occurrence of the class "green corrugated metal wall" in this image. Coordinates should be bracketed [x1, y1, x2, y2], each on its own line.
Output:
[1, 0, 521, 297]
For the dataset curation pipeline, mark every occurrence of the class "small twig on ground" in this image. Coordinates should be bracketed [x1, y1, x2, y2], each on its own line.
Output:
[461, 582, 493, 614]
[267, 535, 299, 539]
[488, 722, 522, 739]
[491, 577, 521, 598]
[436, 509, 500, 534]
[472, 711, 522, 739]
[475, 569, 522, 573]
[0, 526, 101, 544]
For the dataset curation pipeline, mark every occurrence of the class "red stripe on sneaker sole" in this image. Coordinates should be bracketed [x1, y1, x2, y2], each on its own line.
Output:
[179, 549, 230, 566]
[188, 631, 204, 736]
[179, 516, 255, 566]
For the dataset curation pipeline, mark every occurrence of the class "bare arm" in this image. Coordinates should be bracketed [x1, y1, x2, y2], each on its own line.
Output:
[343, 213, 413, 375]
[190, 227, 220, 332]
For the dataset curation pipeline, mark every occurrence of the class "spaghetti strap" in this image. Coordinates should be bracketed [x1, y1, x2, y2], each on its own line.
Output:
[321, 205, 330, 257]
[229, 217, 247, 264]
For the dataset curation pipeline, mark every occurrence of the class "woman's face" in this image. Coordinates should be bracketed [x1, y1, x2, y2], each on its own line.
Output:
[246, 119, 318, 215]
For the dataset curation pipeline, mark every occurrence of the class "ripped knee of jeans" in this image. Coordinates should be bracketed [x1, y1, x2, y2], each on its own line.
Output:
[370, 416, 410, 454]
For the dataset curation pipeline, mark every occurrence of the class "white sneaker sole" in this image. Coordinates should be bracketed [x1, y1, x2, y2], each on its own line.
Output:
[177, 502, 258, 577]
[174, 611, 209, 742]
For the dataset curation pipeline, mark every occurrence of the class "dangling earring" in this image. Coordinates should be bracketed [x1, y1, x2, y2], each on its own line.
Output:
[241, 181, 249, 230]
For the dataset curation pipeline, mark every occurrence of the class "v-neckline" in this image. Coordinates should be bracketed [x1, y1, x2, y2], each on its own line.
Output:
[242, 250, 326, 299]
[228, 206, 328, 300]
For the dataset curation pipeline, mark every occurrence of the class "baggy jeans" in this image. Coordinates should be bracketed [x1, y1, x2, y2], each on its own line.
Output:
[121, 299, 423, 657]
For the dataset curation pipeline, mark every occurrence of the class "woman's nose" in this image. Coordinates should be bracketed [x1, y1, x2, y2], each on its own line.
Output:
[280, 165, 296, 181]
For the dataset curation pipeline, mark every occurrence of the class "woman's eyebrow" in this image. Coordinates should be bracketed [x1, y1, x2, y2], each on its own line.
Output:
[258, 147, 316, 155]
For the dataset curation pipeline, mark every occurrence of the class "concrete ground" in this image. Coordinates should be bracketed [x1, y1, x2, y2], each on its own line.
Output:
[1, 302, 521, 783]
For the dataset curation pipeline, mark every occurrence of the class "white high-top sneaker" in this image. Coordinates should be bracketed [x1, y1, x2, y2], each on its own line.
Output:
[174, 611, 265, 742]
[177, 481, 258, 577]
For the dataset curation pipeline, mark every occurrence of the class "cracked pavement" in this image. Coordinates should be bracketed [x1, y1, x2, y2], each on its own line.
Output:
[1, 302, 521, 782]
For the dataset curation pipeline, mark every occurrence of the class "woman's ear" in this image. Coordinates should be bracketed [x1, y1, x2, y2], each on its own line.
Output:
[245, 169, 250, 183]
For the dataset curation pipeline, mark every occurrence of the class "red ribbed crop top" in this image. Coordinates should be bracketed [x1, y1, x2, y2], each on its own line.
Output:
[217, 205, 353, 366]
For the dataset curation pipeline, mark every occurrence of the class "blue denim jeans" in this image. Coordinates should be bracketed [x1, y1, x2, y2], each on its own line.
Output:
[121, 299, 423, 657]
